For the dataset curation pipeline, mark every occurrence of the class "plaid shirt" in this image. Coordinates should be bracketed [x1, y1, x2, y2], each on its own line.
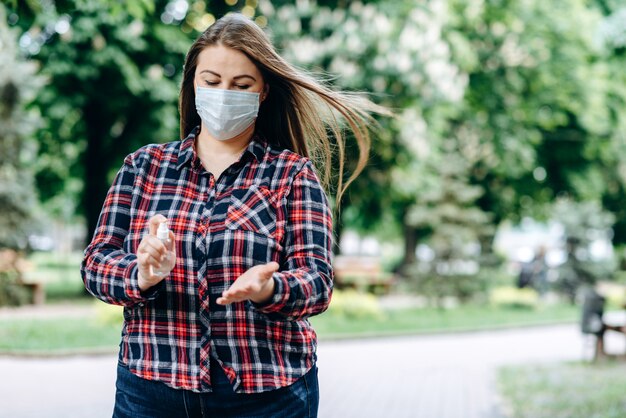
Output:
[81, 128, 333, 393]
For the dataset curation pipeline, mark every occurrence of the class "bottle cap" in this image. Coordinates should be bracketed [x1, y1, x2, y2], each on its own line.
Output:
[156, 221, 169, 240]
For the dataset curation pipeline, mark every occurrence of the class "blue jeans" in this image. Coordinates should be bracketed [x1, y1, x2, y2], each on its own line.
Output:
[113, 359, 319, 418]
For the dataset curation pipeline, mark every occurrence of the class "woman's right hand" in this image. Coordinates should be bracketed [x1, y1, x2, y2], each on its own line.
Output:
[136, 214, 176, 291]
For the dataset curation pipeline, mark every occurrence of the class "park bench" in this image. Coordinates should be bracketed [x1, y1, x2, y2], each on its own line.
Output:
[18, 280, 46, 305]
[0, 249, 45, 305]
[581, 288, 626, 360]
[333, 255, 395, 294]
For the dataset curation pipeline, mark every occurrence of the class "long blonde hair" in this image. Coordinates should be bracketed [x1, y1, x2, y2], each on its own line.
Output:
[179, 13, 386, 202]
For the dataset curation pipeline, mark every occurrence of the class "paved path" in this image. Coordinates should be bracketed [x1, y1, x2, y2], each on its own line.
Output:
[3, 323, 621, 418]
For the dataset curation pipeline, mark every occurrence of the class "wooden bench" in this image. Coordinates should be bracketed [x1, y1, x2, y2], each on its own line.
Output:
[19, 280, 46, 305]
[581, 288, 626, 360]
[333, 255, 395, 294]
[0, 249, 44, 305]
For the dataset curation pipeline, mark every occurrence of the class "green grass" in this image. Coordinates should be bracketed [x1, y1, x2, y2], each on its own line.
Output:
[0, 317, 122, 355]
[4, 252, 580, 353]
[0, 302, 580, 355]
[498, 362, 626, 418]
[311, 303, 579, 339]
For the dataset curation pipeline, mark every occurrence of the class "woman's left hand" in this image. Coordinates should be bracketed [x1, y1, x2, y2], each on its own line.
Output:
[216, 262, 279, 305]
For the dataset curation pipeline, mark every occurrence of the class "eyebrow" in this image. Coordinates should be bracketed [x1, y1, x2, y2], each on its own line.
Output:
[199, 70, 257, 81]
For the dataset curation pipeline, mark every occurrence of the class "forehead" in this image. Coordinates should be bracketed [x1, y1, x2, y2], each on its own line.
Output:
[196, 44, 261, 77]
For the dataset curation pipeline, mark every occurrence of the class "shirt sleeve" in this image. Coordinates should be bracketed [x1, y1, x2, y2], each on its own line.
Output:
[253, 160, 334, 321]
[80, 154, 161, 307]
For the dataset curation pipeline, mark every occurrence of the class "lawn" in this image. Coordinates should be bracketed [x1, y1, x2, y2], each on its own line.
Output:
[0, 251, 580, 354]
[0, 316, 122, 355]
[498, 362, 626, 418]
[310, 303, 579, 339]
[0, 301, 579, 355]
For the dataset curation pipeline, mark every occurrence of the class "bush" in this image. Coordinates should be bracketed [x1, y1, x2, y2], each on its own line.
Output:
[406, 270, 492, 307]
[93, 301, 124, 326]
[490, 286, 539, 310]
[0, 250, 30, 307]
[326, 289, 386, 320]
[0, 271, 30, 307]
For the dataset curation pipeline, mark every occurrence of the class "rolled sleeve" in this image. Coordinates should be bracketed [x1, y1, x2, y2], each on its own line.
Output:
[80, 155, 161, 307]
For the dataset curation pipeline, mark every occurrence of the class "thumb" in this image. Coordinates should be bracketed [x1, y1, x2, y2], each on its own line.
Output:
[168, 231, 177, 255]
[259, 262, 279, 278]
[148, 214, 168, 236]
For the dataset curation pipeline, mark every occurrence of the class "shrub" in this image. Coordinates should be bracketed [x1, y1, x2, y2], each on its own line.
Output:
[0, 271, 30, 307]
[0, 250, 30, 307]
[490, 286, 539, 310]
[327, 289, 386, 320]
[93, 301, 124, 326]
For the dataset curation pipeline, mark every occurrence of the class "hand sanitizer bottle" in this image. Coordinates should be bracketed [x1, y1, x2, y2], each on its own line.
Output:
[153, 221, 175, 277]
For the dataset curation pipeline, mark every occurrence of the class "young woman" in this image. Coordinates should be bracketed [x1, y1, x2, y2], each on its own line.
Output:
[82, 13, 381, 418]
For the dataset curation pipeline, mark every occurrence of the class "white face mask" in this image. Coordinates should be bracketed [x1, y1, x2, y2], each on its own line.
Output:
[195, 86, 260, 141]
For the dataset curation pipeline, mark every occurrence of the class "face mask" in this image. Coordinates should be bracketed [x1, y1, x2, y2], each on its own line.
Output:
[195, 86, 260, 141]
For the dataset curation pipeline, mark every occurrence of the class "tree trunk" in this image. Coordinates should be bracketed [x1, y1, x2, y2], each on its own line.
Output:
[82, 100, 110, 247]
[393, 220, 418, 277]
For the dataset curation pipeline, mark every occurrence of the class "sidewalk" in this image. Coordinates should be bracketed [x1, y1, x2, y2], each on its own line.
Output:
[1, 323, 615, 418]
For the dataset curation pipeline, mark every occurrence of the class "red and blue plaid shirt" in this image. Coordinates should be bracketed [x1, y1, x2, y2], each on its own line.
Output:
[81, 128, 333, 393]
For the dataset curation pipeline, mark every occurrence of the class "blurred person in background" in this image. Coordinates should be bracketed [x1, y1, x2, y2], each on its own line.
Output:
[81, 13, 383, 418]
[532, 245, 549, 297]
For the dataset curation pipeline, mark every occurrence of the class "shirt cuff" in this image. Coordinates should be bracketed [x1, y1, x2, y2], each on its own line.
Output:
[125, 263, 163, 303]
[251, 273, 290, 314]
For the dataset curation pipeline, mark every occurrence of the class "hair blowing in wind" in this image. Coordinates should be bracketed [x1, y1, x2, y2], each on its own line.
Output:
[179, 13, 389, 205]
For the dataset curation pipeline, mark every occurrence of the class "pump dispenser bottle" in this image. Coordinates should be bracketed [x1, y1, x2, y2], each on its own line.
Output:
[153, 221, 175, 277]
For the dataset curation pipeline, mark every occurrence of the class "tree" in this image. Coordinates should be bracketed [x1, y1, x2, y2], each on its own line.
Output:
[552, 199, 615, 302]
[0, 4, 42, 250]
[445, 0, 611, 226]
[0, 4, 43, 306]
[403, 138, 493, 305]
[594, 4, 626, 244]
[7, 0, 249, 243]
[263, 0, 467, 257]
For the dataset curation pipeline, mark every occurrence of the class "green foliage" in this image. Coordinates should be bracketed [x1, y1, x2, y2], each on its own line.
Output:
[0, 271, 30, 307]
[326, 289, 386, 320]
[405, 270, 492, 307]
[265, 0, 465, 231]
[490, 286, 539, 310]
[94, 300, 123, 326]
[0, 4, 43, 250]
[4, 0, 626, 276]
[5, 0, 248, 241]
[552, 199, 616, 300]
[446, 0, 612, 224]
[498, 362, 626, 418]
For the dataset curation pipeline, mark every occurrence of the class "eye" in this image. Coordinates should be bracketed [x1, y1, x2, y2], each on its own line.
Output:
[204, 80, 219, 86]
[235, 84, 251, 90]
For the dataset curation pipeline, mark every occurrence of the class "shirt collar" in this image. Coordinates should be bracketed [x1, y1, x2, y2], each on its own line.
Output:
[176, 127, 199, 170]
[176, 126, 267, 171]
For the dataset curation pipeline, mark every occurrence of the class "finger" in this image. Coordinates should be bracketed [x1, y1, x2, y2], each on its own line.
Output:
[148, 214, 168, 236]
[139, 252, 162, 268]
[222, 287, 250, 300]
[139, 236, 167, 255]
[217, 294, 246, 305]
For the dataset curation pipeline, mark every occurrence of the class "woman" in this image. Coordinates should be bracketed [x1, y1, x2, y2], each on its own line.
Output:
[82, 13, 381, 418]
